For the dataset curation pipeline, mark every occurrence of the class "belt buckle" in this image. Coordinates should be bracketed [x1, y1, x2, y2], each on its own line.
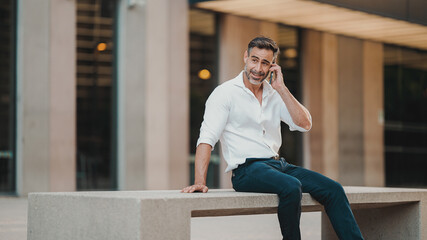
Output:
[272, 155, 280, 160]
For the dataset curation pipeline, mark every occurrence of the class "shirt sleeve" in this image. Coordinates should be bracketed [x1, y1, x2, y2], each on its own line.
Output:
[280, 99, 312, 132]
[196, 86, 230, 150]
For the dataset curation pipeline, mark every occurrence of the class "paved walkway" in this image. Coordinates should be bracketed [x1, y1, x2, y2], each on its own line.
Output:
[0, 197, 27, 240]
[0, 197, 321, 240]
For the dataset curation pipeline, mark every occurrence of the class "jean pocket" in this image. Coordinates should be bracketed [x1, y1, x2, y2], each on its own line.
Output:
[231, 167, 245, 189]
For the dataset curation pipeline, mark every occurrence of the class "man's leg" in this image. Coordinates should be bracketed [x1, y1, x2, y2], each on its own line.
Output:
[232, 159, 303, 240]
[283, 162, 364, 240]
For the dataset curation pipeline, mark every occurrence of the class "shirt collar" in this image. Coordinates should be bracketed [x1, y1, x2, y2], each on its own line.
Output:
[232, 71, 275, 97]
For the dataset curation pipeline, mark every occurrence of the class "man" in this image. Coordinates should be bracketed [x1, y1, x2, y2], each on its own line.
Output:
[182, 36, 364, 240]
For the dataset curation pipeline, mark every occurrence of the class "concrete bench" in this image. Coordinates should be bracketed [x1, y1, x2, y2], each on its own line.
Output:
[28, 186, 427, 240]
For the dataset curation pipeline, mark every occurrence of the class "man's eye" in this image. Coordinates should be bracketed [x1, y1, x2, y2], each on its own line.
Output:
[251, 59, 258, 63]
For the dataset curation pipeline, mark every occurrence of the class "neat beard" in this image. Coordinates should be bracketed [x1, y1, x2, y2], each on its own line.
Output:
[244, 65, 266, 86]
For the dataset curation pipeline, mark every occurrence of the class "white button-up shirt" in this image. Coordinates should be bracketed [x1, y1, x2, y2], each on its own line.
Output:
[197, 71, 311, 172]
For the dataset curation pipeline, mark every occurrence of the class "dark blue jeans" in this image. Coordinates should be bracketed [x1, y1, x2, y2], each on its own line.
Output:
[231, 158, 364, 240]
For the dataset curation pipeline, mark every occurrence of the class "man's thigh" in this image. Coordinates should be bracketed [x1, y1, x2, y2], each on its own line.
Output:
[283, 163, 343, 198]
[232, 161, 301, 194]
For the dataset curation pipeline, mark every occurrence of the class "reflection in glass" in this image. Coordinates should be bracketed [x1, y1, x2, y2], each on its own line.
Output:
[76, 0, 117, 190]
[384, 45, 427, 187]
[278, 25, 303, 166]
[0, 0, 16, 193]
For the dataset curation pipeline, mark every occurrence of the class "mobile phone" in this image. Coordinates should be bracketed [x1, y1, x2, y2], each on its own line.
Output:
[269, 71, 274, 84]
[269, 61, 276, 84]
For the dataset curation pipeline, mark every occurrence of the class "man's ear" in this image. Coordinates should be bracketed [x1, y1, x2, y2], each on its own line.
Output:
[244, 49, 249, 63]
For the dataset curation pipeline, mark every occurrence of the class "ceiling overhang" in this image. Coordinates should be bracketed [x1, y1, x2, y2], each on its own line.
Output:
[195, 0, 427, 50]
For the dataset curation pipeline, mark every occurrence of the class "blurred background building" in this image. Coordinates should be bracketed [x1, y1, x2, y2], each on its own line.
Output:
[0, 0, 426, 196]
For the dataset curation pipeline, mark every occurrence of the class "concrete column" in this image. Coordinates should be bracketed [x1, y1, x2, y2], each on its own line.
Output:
[143, 0, 189, 190]
[337, 36, 364, 186]
[117, 0, 189, 190]
[301, 30, 322, 172]
[301, 30, 339, 180]
[167, 0, 190, 190]
[321, 33, 339, 180]
[218, 14, 277, 188]
[363, 41, 384, 187]
[302, 30, 384, 186]
[17, 0, 76, 195]
[117, 1, 147, 190]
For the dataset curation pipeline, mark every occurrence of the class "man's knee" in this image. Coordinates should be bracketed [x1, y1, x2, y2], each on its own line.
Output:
[324, 180, 348, 202]
[279, 180, 302, 202]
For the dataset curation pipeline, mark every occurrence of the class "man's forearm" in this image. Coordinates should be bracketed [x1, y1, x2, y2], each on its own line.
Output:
[277, 86, 312, 130]
[194, 143, 212, 185]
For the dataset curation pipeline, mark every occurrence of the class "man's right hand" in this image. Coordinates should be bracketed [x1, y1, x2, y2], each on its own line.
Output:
[181, 184, 209, 193]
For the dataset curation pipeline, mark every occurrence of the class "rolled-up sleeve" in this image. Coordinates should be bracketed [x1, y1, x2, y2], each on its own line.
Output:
[280, 100, 312, 132]
[196, 86, 230, 150]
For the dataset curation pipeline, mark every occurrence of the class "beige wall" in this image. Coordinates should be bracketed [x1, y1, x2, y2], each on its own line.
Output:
[302, 29, 384, 186]
[17, 0, 76, 196]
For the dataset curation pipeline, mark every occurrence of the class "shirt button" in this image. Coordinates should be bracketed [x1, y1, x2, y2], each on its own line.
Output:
[263, 130, 266, 135]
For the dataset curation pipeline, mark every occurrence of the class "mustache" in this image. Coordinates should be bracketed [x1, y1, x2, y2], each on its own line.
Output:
[244, 66, 266, 79]
[250, 70, 265, 77]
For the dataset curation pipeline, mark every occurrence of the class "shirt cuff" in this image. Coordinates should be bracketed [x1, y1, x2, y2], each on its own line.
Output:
[196, 138, 216, 151]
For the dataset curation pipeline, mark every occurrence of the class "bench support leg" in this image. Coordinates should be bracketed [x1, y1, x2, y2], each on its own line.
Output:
[321, 203, 420, 240]
[140, 201, 191, 240]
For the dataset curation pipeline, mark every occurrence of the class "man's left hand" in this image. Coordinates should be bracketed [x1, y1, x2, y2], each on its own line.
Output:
[269, 63, 287, 92]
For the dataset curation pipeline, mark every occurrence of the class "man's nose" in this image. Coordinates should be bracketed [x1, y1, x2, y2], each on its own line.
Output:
[255, 62, 262, 72]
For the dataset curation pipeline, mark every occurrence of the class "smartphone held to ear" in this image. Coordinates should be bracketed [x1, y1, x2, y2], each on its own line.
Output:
[269, 61, 276, 84]
[269, 71, 274, 84]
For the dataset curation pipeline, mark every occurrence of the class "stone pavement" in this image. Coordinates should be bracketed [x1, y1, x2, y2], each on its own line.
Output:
[1, 197, 320, 240]
[0, 197, 27, 240]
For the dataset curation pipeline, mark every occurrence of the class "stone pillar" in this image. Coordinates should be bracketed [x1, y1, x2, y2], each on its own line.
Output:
[16, 0, 76, 195]
[301, 30, 322, 172]
[363, 42, 385, 187]
[321, 33, 339, 180]
[218, 14, 278, 188]
[337, 36, 365, 186]
[301, 30, 339, 180]
[116, 1, 147, 190]
[301, 29, 384, 186]
[129, 0, 189, 189]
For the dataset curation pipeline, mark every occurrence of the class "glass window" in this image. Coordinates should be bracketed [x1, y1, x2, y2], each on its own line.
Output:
[189, 9, 220, 188]
[384, 45, 427, 187]
[0, 0, 16, 193]
[76, 0, 117, 190]
[277, 25, 303, 166]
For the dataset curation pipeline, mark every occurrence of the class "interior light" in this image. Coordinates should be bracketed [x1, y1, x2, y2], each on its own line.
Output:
[198, 69, 211, 80]
[97, 42, 107, 52]
[284, 48, 298, 59]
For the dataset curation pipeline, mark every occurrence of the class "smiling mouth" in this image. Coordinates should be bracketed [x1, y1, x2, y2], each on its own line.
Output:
[251, 72, 265, 81]
[252, 74, 264, 81]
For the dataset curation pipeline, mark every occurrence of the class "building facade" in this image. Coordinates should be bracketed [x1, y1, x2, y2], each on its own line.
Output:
[0, 0, 426, 196]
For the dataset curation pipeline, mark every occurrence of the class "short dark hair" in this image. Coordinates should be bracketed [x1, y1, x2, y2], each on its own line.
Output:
[248, 36, 280, 60]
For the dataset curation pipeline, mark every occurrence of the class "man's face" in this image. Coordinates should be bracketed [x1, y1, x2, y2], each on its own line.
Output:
[244, 47, 274, 85]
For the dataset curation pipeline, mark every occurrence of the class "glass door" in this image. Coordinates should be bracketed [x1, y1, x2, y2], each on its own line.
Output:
[76, 0, 117, 190]
[0, 0, 16, 194]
